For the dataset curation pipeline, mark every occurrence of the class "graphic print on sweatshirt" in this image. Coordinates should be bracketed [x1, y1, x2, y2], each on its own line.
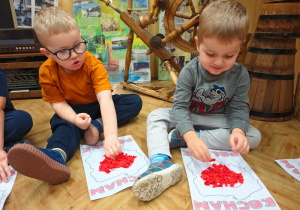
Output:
[189, 85, 228, 114]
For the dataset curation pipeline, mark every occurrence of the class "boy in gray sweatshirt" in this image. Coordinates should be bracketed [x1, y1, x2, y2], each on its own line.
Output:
[132, 0, 261, 202]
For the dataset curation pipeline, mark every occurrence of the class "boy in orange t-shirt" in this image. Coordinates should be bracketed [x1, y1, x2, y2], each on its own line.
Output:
[7, 7, 142, 185]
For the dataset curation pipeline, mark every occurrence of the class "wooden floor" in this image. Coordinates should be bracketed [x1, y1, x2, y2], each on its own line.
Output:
[3, 82, 300, 210]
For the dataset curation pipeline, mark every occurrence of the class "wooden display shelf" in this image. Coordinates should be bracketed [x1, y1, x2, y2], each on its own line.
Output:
[0, 52, 44, 58]
[0, 52, 46, 99]
[9, 90, 42, 99]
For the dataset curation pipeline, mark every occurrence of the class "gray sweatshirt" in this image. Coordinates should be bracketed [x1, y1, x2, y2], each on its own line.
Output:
[172, 56, 250, 135]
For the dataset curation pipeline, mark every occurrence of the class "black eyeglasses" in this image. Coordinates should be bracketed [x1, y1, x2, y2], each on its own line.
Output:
[45, 38, 87, 61]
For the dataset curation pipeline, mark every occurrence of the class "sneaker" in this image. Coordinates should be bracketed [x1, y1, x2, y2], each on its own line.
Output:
[132, 160, 183, 201]
[7, 144, 70, 185]
[84, 118, 103, 145]
[3, 140, 30, 153]
[168, 129, 187, 148]
[84, 124, 99, 145]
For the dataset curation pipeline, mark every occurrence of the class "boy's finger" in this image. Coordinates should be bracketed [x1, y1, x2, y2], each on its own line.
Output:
[106, 148, 116, 159]
[106, 152, 115, 160]
[229, 136, 236, 149]
[4, 165, 11, 177]
[87, 117, 91, 123]
[84, 116, 91, 121]
[240, 142, 249, 154]
[0, 170, 8, 183]
[202, 152, 211, 162]
[116, 143, 122, 153]
[200, 146, 211, 162]
[233, 142, 242, 152]
[196, 149, 209, 162]
[112, 145, 120, 156]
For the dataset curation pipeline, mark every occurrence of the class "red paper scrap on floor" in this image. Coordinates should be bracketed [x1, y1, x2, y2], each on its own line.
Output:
[201, 164, 244, 188]
[99, 152, 137, 173]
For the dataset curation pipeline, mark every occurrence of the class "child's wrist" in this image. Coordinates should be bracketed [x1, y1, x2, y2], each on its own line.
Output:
[231, 128, 245, 135]
[183, 131, 199, 143]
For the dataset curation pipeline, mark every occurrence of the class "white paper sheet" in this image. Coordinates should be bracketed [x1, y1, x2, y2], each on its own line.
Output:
[0, 166, 17, 210]
[275, 158, 300, 182]
[80, 135, 149, 200]
[181, 148, 281, 210]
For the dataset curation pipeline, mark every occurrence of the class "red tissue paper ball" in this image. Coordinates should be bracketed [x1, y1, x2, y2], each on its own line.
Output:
[99, 152, 137, 174]
[201, 163, 244, 188]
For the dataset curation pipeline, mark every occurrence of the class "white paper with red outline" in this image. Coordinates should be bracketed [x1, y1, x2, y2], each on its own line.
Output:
[80, 135, 149, 200]
[275, 158, 300, 182]
[181, 148, 281, 210]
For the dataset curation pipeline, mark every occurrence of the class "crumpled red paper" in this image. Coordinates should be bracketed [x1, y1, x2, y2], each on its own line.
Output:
[99, 152, 137, 173]
[201, 164, 244, 188]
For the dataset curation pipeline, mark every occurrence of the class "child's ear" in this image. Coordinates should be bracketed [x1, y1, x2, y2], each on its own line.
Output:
[40, 48, 51, 58]
[194, 36, 200, 51]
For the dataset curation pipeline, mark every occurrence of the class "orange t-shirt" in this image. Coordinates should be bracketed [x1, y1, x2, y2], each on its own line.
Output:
[39, 51, 113, 104]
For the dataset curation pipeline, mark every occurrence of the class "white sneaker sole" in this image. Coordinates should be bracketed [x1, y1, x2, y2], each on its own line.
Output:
[132, 163, 183, 201]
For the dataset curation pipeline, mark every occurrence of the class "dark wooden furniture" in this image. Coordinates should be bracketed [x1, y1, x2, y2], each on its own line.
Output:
[245, 1, 300, 121]
[0, 52, 46, 99]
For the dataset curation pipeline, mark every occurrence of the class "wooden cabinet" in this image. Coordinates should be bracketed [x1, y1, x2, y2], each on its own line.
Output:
[0, 52, 46, 99]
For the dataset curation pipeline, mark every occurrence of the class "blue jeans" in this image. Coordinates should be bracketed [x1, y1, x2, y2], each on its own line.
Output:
[4, 110, 33, 145]
[46, 94, 142, 161]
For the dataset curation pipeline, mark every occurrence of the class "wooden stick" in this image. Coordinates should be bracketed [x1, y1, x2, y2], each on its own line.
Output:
[120, 81, 173, 102]
[99, 0, 121, 14]
[163, 60, 177, 86]
[139, 0, 160, 28]
[123, 30, 134, 84]
[161, 14, 200, 46]
[123, 0, 133, 87]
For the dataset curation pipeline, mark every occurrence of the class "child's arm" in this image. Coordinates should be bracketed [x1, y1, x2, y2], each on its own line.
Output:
[50, 101, 91, 130]
[229, 128, 249, 154]
[172, 60, 211, 161]
[183, 130, 211, 162]
[227, 65, 251, 154]
[96, 90, 121, 159]
[0, 96, 11, 183]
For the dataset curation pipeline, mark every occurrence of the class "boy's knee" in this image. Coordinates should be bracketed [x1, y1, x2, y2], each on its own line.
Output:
[16, 110, 33, 131]
[124, 94, 142, 113]
[24, 111, 33, 130]
[248, 128, 261, 149]
[147, 108, 167, 123]
[133, 94, 142, 112]
[148, 109, 161, 119]
[128, 94, 143, 117]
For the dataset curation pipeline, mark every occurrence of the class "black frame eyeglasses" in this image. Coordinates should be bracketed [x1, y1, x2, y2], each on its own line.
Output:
[44, 38, 87, 61]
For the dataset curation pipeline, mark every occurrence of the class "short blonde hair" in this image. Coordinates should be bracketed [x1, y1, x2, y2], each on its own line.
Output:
[197, 0, 249, 43]
[34, 7, 79, 46]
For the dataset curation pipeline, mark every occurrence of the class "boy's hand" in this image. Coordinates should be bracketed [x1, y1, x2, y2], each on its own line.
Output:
[229, 128, 249, 154]
[104, 135, 122, 159]
[184, 131, 211, 162]
[0, 149, 11, 183]
[74, 113, 91, 130]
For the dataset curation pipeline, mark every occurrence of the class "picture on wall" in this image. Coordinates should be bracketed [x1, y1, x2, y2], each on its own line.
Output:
[13, 0, 58, 27]
[73, 0, 150, 83]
